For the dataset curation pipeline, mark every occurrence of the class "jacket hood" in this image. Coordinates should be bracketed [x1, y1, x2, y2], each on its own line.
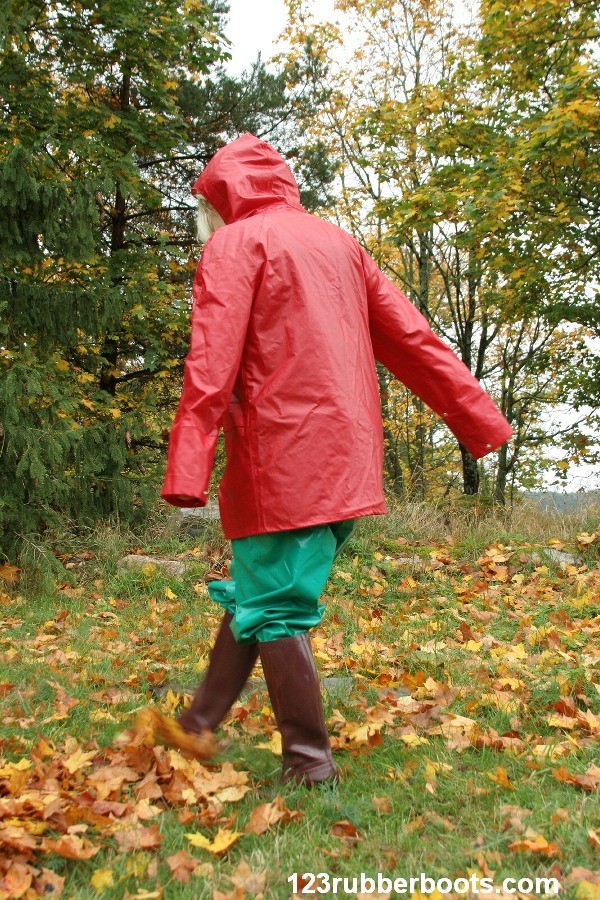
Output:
[191, 133, 304, 224]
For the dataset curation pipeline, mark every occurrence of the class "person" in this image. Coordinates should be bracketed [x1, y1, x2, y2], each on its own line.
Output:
[151, 133, 512, 786]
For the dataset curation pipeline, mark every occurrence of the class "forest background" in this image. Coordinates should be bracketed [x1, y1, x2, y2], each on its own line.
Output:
[1, 0, 599, 565]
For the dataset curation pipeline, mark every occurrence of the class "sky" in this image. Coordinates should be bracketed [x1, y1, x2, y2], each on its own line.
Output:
[223, 0, 333, 73]
[222, 0, 474, 73]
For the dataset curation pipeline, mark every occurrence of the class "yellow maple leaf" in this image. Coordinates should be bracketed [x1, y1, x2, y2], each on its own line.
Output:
[214, 784, 252, 803]
[574, 883, 600, 900]
[186, 828, 241, 855]
[465, 640, 482, 651]
[63, 747, 97, 774]
[90, 869, 115, 891]
[399, 732, 429, 746]
[486, 766, 515, 789]
[547, 714, 576, 729]
[256, 731, 283, 755]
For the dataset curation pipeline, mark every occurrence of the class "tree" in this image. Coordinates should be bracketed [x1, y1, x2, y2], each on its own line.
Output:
[281, 0, 599, 500]
[0, 0, 228, 560]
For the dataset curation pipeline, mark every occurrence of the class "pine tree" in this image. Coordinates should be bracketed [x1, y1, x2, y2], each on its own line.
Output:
[0, 0, 228, 559]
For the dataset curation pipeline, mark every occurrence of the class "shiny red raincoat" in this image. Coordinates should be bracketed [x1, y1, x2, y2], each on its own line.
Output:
[161, 134, 512, 538]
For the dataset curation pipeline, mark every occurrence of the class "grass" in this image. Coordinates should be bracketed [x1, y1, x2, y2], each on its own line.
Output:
[0, 500, 598, 898]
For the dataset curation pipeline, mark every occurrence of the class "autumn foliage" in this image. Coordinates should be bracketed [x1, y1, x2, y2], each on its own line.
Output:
[0, 510, 598, 896]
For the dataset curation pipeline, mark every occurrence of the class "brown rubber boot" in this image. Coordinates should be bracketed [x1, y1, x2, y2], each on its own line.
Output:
[177, 612, 259, 734]
[258, 633, 337, 786]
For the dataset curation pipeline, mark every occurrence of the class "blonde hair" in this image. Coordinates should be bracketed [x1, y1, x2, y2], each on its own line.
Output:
[196, 195, 225, 243]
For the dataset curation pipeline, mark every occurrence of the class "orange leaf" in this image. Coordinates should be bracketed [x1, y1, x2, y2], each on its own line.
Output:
[229, 860, 267, 894]
[114, 825, 162, 852]
[486, 766, 515, 790]
[508, 829, 561, 857]
[330, 820, 361, 842]
[588, 829, 600, 853]
[0, 563, 20, 584]
[166, 849, 200, 883]
[0, 824, 40, 855]
[44, 834, 101, 859]
[553, 696, 578, 717]
[552, 764, 600, 791]
[34, 868, 65, 896]
[4, 861, 33, 897]
[134, 707, 218, 760]
[244, 795, 302, 835]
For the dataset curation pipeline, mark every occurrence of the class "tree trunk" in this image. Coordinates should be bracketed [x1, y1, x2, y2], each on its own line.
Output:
[377, 363, 404, 497]
[494, 441, 508, 505]
[459, 443, 479, 495]
[412, 398, 426, 500]
[100, 66, 131, 399]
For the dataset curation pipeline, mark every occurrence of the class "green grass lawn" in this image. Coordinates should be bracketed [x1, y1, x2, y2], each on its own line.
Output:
[0, 503, 598, 898]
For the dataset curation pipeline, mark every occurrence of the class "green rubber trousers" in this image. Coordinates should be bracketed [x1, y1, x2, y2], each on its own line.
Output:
[207, 520, 355, 644]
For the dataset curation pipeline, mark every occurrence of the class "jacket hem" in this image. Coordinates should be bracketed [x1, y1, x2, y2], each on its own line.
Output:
[221, 500, 387, 541]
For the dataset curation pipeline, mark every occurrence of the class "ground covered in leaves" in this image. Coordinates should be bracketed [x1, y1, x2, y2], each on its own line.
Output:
[0, 506, 598, 899]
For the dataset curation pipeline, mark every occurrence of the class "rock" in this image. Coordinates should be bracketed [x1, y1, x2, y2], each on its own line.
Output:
[544, 548, 581, 566]
[395, 556, 428, 567]
[176, 505, 221, 535]
[117, 554, 187, 577]
[531, 549, 582, 567]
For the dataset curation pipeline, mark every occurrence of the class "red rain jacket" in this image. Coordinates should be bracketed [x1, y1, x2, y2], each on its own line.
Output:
[161, 134, 512, 538]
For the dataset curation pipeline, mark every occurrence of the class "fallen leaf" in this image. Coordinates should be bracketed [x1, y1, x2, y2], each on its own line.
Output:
[90, 868, 115, 891]
[403, 815, 425, 833]
[244, 795, 302, 835]
[114, 825, 162, 852]
[229, 860, 267, 894]
[552, 763, 600, 791]
[34, 868, 65, 895]
[574, 883, 600, 900]
[371, 796, 392, 814]
[63, 747, 97, 774]
[565, 869, 600, 888]
[166, 849, 200, 883]
[330, 820, 361, 842]
[486, 766, 515, 790]
[214, 784, 252, 804]
[0, 563, 20, 583]
[255, 731, 282, 755]
[44, 834, 100, 859]
[3, 861, 33, 897]
[186, 828, 241, 855]
[508, 828, 561, 857]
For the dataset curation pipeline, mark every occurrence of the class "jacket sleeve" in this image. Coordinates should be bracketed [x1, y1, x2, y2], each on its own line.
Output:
[161, 228, 261, 507]
[360, 246, 512, 460]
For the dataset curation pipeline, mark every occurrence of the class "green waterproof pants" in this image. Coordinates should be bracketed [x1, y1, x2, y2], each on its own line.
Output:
[207, 521, 355, 644]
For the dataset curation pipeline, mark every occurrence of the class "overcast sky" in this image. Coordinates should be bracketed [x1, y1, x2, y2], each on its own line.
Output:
[223, 0, 333, 73]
